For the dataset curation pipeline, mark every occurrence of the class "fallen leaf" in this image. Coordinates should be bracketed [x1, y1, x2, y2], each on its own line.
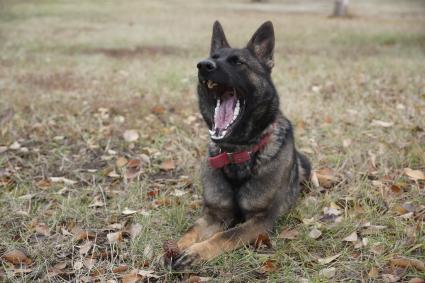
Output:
[11, 268, 33, 274]
[154, 198, 173, 206]
[143, 244, 154, 259]
[107, 170, 120, 178]
[361, 225, 387, 235]
[140, 154, 151, 164]
[408, 278, 425, 283]
[116, 157, 128, 168]
[107, 223, 123, 230]
[309, 228, 322, 239]
[314, 168, 339, 188]
[171, 189, 187, 197]
[73, 229, 96, 241]
[382, 274, 400, 282]
[79, 241, 93, 255]
[89, 195, 105, 208]
[107, 231, 123, 244]
[404, 168, 425, 181]
[187, 276, 202, 283]
[122, 273, 141, 283]
[125, 159, 142, 179]
[319, 267, 336, 278]
[318, 253, 341, 264]
[35, 222, 50, 237]
[53, 262, 67, 270]
[160, 159, 175, 171]
[122, 208, 138, 215]
[9, 141, 21, 150]
[36, 179, 53, 189]
[311, 171, 320, 188]
[259, 259, 277, 273]
[151, 105, 165, 115]
[50, 177, 77, 185]
[389, 257, 425, 272]
[370, 243, 386, 255]
[368, 266, 379, 278]
[112, 264, 128, 273]
[83, 258, 96, 269]
[123, 130, 139, 142]
[343, 231, 358, 242]
[2, 250, 32, 265]
[138, 269, 160, 279]
[127, 223, 142, 240]
[371, 120, 394, 128]
[278, 228, 299, 240]
[73, 260, 83, 270]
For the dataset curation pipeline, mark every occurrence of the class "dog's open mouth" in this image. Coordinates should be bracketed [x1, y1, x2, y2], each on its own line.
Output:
[202, 80, 244, 140]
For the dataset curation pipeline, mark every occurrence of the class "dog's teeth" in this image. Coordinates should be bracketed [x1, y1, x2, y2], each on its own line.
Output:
[209, 129, 215, 135]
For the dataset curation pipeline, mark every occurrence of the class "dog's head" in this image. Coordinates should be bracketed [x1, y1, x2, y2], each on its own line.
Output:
[197, 21, 279, 144]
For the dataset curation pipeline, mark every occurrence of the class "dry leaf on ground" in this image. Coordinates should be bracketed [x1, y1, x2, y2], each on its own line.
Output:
[2, 250, 33, 265]
[35, 222, 50, 236]
[259, 259, 277, 273]
[319, 267, 336, 278]
[160, 159, 175, 171]
[404, 168, 425, 181]
[107, 231, 123, 244]
[122, 208, 138, 215]
[318, 253, 341, 264]
[309, 228, 322, 239]
[382, 274, 400, 283]
[112, 264, 128, 273]
[389, 257, 425, 272]
[121, 272, 141, 283]
[127, 223, 142, 240]
[50, 177, 77, 185]
[371, 120, 394, 128]
[123, 130, 139, 142]
[79, 241, 93, 255]
[314, 168, 339, 188]
[343, 231, 358, 242]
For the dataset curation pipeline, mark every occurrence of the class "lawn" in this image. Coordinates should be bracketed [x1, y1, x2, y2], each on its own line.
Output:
[0, 0, 424, 282]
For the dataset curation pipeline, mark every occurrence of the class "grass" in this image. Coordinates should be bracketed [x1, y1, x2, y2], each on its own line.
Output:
[0, 0, 424, 282]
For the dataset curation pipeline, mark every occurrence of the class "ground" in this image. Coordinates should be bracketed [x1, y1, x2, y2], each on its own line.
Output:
[0, 0, 424, 282]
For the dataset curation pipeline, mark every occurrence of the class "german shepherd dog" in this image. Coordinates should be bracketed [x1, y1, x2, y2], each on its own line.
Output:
[171, 21, 311, 269]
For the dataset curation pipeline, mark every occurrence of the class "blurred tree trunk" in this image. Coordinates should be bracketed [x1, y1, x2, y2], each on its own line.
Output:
[333, 0, 349, 17]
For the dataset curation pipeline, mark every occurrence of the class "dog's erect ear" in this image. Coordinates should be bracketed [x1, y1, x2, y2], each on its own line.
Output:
[210, 21, 230, 55]
[247, 21, 275, 70]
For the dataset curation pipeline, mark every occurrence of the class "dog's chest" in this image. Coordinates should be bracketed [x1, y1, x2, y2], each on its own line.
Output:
[222, 162, 254, 183]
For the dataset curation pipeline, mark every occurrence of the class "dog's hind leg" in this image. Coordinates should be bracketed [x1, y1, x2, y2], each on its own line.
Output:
[297, 151, 311, 183]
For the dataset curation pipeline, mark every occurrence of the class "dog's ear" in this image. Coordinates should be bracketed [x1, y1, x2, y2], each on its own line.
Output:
[210, 21, 230, 55]
[247, 21, 275, 70]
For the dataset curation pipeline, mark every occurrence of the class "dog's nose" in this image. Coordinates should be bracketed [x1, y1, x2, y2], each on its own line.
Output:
[197, 59, 216, 72]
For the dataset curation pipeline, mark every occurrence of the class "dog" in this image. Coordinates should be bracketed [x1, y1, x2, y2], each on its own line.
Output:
[171, 20, 311, 269]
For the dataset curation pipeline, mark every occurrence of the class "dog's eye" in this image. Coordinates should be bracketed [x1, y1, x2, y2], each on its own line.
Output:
[211, 54, 219, 59]
[229, 56, 243, 65]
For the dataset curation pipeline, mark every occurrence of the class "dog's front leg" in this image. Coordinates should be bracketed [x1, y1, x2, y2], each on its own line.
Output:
[177, 213, 223, 251]
[172, 213, 273, 269]
[177, 163, 235, 251]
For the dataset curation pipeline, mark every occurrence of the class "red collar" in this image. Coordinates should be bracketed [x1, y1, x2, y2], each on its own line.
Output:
[208, 132, 272, 169]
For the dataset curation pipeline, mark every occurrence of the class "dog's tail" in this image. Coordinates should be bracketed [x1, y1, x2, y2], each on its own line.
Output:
[297, 151, 311, 183]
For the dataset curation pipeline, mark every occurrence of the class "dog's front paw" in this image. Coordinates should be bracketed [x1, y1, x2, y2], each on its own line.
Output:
[171, 244, 202, 270]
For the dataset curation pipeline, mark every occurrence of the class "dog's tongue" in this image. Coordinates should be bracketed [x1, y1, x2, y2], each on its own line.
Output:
[215, 92, 236, 130]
